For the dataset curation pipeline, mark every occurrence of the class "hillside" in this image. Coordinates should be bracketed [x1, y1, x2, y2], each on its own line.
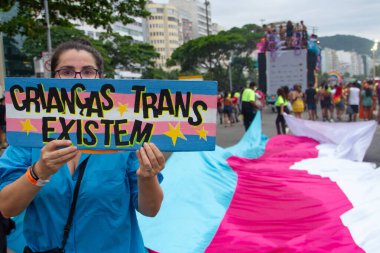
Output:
[319, 35, 377, 56]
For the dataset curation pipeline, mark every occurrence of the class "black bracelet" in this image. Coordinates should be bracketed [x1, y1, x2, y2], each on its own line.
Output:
[29, 162, 39, 180]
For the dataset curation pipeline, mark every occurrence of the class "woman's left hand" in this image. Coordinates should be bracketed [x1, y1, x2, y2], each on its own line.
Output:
[136, 143, 165, 179]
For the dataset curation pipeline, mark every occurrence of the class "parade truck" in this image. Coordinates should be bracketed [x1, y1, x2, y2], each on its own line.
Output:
[256, 23, 321, 111]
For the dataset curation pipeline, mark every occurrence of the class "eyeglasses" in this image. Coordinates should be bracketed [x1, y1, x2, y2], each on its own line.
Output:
[54, 68, 100, 79]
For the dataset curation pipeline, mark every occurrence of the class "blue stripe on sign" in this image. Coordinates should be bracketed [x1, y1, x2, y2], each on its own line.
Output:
[7, 132, 216, 152]
[5, 77, 218, 95]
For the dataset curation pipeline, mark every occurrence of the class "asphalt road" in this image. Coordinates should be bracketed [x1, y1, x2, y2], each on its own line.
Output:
[216, 106, 380, 167]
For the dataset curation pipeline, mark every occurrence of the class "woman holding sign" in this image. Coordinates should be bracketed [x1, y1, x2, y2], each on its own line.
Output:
[0, 40, 165, 253]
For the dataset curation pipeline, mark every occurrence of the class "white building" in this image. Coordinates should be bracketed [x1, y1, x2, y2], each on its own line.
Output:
[321, 48, 367, 77]
[321, 48, 339, 73]
[75, 18, 144, 42]
[169, 0, 212, 40]
[75, 19, 145, 79]
[211, 23, 225, 35]
[145, 2, 183, 69]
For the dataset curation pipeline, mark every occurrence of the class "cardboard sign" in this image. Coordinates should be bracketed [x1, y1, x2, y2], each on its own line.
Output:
[5, 78, 217, 151]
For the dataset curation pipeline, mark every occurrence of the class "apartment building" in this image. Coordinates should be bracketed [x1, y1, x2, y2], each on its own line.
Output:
[146, 2, 183, 68]
[169, 0, 211, 41]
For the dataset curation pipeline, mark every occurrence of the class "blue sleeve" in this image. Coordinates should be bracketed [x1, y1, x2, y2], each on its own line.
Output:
[0, 146, 33, 191]
[126, 152, 164, 210]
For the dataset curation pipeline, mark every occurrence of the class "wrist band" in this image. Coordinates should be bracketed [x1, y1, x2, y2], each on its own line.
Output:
[26, 163, 50, 187]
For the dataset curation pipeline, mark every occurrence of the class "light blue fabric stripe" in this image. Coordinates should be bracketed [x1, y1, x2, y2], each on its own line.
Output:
[138, 112, 268, 253]
[7, 132, 216, 151]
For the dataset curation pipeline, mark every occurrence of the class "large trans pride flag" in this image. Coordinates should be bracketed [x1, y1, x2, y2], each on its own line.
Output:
[7, 113, 379, 252]
[138, 113, 379, 253]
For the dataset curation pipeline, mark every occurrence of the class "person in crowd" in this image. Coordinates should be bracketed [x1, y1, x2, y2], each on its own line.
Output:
[217, 93, 224, 125]
[279, 24, 286, 41]
[275, 87, 287, 134]
[347, 82, 361, 122]
[286, 21, 294, 49]
[0, 97, 7, 149]
[361, 80, 374, 120]
[305, 83, 317, 121]
[241, 82, 258, 131]
[0, 40, 166, 253]
[328, 84, 335, 121]
[223, 92, 233, 127]
[300, 20, 308, 48]
[290, 84, 305, 118]
[320, 84, 333, 122]
[332, 84, 345, 121]
[1, 212, 15, 253]
[282, 85, 291, 113]
[376, 81, 380, 124]
[231, 91, 240, 123]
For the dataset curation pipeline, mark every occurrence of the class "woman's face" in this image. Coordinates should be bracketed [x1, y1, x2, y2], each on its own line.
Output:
[54, 49, 99, 79]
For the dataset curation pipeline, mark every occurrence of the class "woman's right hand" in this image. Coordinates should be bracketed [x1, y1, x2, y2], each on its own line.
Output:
[34, 140, 78, 179]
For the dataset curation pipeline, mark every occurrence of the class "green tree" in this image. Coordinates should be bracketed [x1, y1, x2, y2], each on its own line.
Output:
[99, 33, 158, 74]
[21, 26, 159, 77]
[142, 67, 180, 80]
[22, 26, 88, 58]
[170, 24, 264, 90]
[0, 0, 150, 36]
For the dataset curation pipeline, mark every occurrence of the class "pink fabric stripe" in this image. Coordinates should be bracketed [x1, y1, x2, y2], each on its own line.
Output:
[206, 135, 363, 252]
[5, 92, 216, 108]
[7, 118, 216, 136]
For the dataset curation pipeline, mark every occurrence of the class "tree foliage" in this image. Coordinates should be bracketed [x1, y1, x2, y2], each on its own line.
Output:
[21, 26, 158, 77]
[99, 32, 159, 75]
[0, 0, 150, 36]
[22, 25, 88, 58]
[170, 24, 264, 90]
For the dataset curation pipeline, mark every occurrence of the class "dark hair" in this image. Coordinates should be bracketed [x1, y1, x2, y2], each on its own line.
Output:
[249, 81, 257, 88]
[277, 87, 285, 97]
[282, 85, 289, 96]
[50, 39, 104, 75]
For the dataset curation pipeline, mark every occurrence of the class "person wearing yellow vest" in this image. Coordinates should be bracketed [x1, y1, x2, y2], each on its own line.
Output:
[275, 87, 288, 134]
[241, 81, 257, 131]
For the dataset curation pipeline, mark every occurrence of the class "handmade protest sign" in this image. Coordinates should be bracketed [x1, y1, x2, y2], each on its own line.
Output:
[4, 78, 217, 151]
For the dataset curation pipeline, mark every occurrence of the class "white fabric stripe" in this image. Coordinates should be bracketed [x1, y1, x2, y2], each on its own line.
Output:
[291, 156, 380, 253]
[6, 104, 217, 123]
[284, 113, 377, 161]
[286, 114, 380, 252]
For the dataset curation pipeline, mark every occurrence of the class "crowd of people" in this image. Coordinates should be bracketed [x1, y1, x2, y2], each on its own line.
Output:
[274, 80, 380, 134]
[217, 82, 266, 130]
[263, 20, 310, 52]
[217, 79, 380, 136]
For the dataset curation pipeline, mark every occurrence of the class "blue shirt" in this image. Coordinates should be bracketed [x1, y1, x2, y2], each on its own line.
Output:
[0, 146, 162, 253]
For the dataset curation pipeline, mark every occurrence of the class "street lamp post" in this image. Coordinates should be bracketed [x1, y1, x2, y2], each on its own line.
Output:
[228, 55, 233, 92]
[205, 0, 210, 36]
[371, 40, 378, 79]
[44, 0, 52, 53]
[0, 32, 5, 96]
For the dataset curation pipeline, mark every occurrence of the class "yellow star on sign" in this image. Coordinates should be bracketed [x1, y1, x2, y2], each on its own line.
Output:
[21, 119, 37, 135]
[196, 126, 208, 141]
[117, 102, 128, 116]
[164, 122, 187, 146]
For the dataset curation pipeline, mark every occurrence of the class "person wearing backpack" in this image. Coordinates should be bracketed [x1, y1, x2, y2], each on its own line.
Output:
[361, 80, 374, 120]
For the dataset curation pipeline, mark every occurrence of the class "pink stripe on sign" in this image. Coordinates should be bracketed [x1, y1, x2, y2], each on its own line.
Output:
[5, 92, 216, 109]
[7, 118, 216, 136]
[206, 135, 363, 252]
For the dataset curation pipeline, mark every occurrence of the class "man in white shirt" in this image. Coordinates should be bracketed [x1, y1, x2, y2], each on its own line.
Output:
[347, 82, 360, 122]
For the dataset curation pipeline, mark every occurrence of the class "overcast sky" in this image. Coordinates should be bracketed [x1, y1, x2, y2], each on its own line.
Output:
[154, 0, 379, 41]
